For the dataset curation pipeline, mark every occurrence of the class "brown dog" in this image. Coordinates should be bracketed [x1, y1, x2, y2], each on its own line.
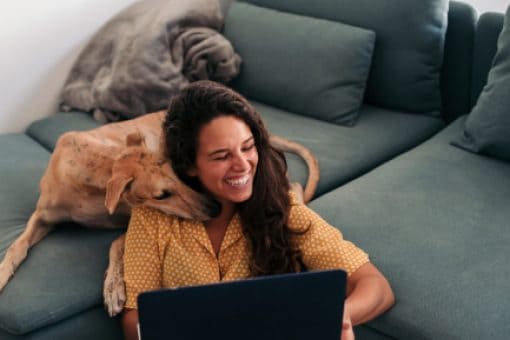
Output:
[0, 110, 319, 316]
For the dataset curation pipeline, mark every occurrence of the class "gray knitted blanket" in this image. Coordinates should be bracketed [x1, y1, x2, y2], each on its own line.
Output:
[60, 0, 241, 122]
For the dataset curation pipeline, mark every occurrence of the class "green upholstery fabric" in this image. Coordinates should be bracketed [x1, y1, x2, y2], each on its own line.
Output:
[354, 326, 393, 340]
[26, 107, 441, 198]
[0, 134, 49, 251]
[471, 12, 504, 106]
[310, 116, 510, 340]
[0, 307, 122, 340]
[224, 2, 375, 126]
[440, 1, 477, 123]
[0, 227, 122, 335]
[0, 134, 122, 335]
[453, 6, 510, 161]
[253, 101, 444, 196]
[241, 0, 448, 115]
[26, 112, 101, 151]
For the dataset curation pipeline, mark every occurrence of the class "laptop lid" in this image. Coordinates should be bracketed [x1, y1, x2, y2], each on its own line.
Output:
[137, 269, 346, 340]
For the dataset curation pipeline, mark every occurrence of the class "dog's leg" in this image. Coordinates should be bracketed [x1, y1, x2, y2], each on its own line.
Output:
[103, 233, 126, 317]
[0, 211, 53, 291]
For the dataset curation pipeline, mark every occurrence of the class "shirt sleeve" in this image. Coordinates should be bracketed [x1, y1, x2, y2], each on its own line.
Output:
[288, 202, 369, 276]
[123, 206, 164, 309]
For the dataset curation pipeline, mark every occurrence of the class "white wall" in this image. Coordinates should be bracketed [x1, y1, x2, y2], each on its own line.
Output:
[0, 0, 507, 133]
[462, 0, 509, 15]
[0, 0, 138, 133]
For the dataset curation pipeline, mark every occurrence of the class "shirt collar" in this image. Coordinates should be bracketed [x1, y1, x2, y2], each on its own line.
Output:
[185, 213, 243, 257]
[220, 213, 243, 252]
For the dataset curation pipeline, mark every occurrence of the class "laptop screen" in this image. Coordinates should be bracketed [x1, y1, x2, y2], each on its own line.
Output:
[137, 269, 346, 340]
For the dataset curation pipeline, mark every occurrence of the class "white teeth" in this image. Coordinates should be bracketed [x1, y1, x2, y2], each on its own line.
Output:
[225, 175, 249, 186]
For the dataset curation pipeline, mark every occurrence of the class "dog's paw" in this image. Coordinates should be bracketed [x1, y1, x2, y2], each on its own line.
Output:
[103, 269, 126, 317]
[0, 261, 13, 292]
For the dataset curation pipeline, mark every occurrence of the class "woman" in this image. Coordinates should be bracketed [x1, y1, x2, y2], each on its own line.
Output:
[122, 80, 394, 340]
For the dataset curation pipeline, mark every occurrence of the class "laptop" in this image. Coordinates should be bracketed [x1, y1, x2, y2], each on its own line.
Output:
[137, 269, 346, 340]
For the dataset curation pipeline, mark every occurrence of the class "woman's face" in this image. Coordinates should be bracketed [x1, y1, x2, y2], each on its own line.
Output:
[189, 115, 259, 209]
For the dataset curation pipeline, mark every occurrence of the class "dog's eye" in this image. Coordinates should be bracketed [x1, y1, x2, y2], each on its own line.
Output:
[155, 190, 172, 200]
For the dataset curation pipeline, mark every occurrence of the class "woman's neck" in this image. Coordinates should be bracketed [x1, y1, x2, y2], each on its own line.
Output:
[203, 202, 236, 257]
[206, 201, 235, 228]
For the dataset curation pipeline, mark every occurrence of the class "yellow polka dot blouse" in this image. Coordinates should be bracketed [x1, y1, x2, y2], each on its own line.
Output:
[123, 193, 369, 309]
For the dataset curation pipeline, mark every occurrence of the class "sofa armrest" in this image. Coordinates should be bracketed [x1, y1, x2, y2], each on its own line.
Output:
[25, 112, 101, 151]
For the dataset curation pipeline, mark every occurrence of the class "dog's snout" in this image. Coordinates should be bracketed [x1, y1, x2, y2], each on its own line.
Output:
[207, 199, 222, 218]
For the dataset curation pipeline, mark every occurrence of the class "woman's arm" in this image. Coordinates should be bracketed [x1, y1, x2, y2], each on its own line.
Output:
[123, 206, 164, 307]
[287, 202, 395, 338]
[345, 262, 395, 326]
[122, 308, 139, 340]
[122, 207, 166, 339]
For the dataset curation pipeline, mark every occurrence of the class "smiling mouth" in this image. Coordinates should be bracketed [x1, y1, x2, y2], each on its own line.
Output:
[225, 175, 250, 186]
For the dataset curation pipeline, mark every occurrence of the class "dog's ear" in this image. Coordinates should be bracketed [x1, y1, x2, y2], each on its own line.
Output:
[126, 132, 145, 147]
[105, 174, 134, 215]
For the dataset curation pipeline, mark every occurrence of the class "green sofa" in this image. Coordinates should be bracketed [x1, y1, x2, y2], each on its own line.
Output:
[0, 0, 508, 339]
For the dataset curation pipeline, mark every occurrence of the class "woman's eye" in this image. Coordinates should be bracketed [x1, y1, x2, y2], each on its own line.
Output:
[213, 154, 229, 161]
[242, 144, 255, 152]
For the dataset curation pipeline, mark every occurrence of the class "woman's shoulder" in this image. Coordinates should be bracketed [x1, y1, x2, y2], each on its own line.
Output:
[288, 190, 303, 207]
[129, 206, 184, 242]
[132, 205, 173, 220]
[287, 191, 341, 233]
[130, 205, 180, 228]
[287, 191, 322, 232]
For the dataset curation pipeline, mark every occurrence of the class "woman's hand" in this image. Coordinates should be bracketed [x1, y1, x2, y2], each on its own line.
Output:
[122, 308, 139, 340]
[344, 262, 395, 326]
[341, 307, 355, 340]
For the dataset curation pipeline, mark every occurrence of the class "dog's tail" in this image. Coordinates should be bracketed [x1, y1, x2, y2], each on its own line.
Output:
[269, 135, 320, 203]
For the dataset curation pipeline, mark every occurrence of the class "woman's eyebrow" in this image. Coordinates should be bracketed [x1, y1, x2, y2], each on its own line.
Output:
[242, 136, 254, 144]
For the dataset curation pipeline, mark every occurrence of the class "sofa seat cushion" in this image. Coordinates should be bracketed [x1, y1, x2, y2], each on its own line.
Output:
[0, 306, 122, 340]
[0, 134, 122, 335]
[0, 226, 122, 335]
[0, 134, 50, 249]
[26, 112, 101, 151]
[253, 101, 444, 196]
[310, 116, 510, 339]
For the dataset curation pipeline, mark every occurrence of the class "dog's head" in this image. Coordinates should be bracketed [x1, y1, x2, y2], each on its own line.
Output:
[105, 135, 219, 220]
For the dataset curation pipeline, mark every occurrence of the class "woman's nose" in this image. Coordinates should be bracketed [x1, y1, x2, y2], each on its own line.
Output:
[232, 152, 249, 170]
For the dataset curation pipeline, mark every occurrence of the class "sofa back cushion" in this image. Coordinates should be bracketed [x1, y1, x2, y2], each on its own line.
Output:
[452, 5, 510, 161]
[471, 12, 505, 107]
[224, 2, 375, 126]
[238, 0, 448, 115]
[440, 1, 477, 123]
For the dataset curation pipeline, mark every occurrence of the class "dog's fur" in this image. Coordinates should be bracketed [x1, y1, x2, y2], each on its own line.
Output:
[0, 110, 319, 316]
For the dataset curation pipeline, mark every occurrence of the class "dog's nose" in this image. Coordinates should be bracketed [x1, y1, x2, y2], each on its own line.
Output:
[207, 199, 222, 218]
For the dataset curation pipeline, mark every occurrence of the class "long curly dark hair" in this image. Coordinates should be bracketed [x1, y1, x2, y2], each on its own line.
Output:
[163, 80, 303, 276]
